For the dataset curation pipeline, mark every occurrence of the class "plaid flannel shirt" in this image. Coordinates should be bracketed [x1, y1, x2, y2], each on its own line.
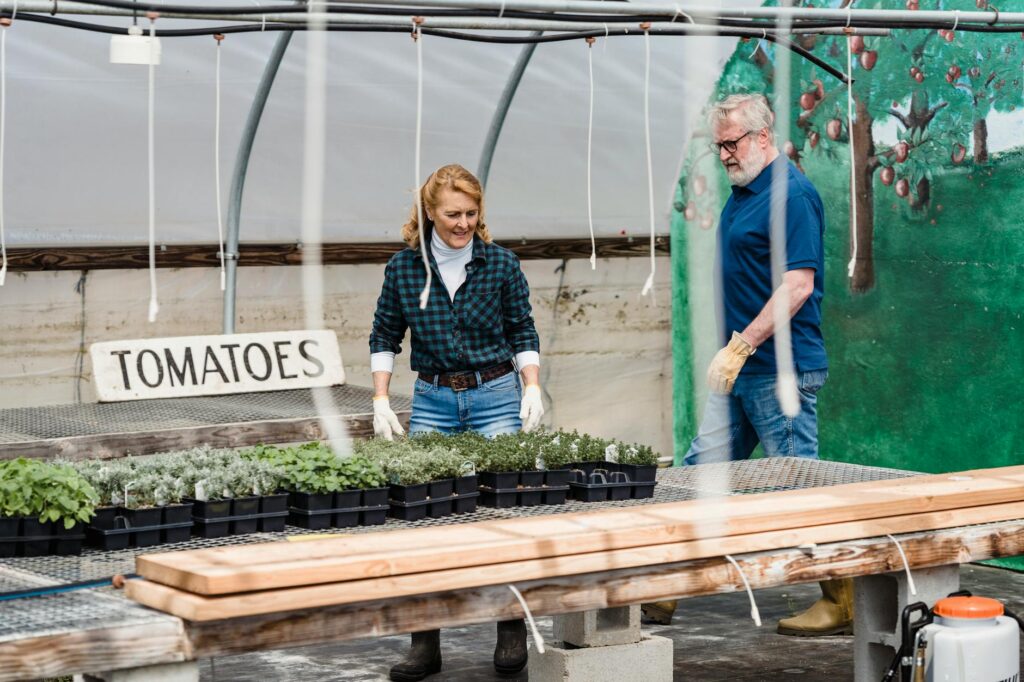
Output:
[369, 235, 540, 374]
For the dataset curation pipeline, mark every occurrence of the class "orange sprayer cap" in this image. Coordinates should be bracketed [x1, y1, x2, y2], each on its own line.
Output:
[934, 596, 1004, 619]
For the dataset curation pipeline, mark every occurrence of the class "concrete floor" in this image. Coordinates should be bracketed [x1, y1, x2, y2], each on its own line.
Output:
[200, 564, 1024, 681]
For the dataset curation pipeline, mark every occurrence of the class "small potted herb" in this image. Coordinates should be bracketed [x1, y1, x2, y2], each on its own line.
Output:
[1, 459, 98, 557]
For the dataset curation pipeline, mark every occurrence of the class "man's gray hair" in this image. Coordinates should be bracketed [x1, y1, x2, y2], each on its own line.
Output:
[708, 94, 775, 143]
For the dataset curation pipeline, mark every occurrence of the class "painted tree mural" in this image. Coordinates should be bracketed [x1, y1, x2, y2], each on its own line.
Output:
[676, 0, 1024, 292]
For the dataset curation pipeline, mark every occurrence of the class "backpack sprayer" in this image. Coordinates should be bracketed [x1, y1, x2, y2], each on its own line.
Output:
[881, 591, 1022, 682]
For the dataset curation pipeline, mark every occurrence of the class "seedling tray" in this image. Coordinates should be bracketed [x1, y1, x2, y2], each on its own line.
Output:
[287, 488, 391, 530]
[478, 485, 569, 509]
[388, 492, 480, 522]
[86, 521, 192, 551]
[0, 517, 85, 557]
[84, 503, 197, 550]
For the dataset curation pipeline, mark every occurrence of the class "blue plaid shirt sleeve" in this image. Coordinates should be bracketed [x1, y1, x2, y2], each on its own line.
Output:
[503, 256, 540, 353]
[369, 256, 408, 355]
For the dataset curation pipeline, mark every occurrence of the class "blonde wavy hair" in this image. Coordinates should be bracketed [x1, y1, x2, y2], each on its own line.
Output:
[401, 164, 493, 249]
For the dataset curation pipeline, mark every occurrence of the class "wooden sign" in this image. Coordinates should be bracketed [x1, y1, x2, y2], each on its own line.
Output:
[90, 330, 345, 402]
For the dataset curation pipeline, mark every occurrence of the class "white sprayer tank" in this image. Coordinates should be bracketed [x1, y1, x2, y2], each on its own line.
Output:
[922, 596, 1019, 682]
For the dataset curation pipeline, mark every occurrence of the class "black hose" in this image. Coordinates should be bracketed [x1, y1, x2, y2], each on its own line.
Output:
[0, 11, 853, 83]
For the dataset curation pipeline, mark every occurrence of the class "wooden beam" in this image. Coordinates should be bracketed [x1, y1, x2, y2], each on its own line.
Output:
[136, 466, 1024, 596]
[126, 501, 1024, 621]
[4, 237, 669, 272]
[0, 413, 395, 461]
[0, 619, 189, 682]
[178, 518, 1024, 658]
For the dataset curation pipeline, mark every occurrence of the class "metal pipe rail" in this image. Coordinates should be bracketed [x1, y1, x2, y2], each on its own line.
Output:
[0, 1, 1018, 30]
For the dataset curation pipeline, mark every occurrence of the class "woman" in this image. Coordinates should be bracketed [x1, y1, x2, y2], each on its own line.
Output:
[369, 163, 544, 681]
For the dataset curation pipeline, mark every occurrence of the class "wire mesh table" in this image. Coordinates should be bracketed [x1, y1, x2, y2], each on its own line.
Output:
[0, 458, 914, 645]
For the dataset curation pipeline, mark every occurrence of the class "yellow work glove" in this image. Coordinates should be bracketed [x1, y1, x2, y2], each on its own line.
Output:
[706, 331, 756, 394]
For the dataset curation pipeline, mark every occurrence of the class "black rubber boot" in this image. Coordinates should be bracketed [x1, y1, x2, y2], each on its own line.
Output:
[389, 629, 442, 682]
[493, 618, 528, 676]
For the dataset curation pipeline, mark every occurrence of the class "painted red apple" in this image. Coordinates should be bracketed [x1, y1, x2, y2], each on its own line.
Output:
[945, 31, 955, 43]
[826, 119, 842, 141]
[880, 166, 895, 186]
[951, 144, 966, 164]
[813, 79, 825, 100]
[894, 141, 909, 163]
[906, 0, 918, 9]
[799, 92, 817, 111]
[948, 65, 961, 79]
[684, 202, 697, 220]
[692, 174, 707, 196]
[809, 131, 820, 148]
[850, 35, 865, 54]
[859, 50, 878, 71]
[895, 178, 910, 198]
[910, 66, 920, 78]
[914, 72, 925, 83]
[976, 0, 988, 7]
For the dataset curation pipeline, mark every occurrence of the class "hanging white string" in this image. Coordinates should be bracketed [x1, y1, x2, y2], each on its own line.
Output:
[507, 584, 546, 654]
[725, 555, 762, 626]
[146, 15, 159, 322]
[586, 38, 596, 270]
[769, 8, 799, 417]
[845, 34, 858, 280]
[0, 19, 9, 287]
[413, 20, 432, 310]
[640, 28, 656, 297]
[952, 9, 960, 31]
[497, 0, 506, 18]
[885, 534, 918, 597]
[213, 34, 226, 291]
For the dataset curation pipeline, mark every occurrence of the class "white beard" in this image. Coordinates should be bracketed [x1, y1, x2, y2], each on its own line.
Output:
[726, 145, 769, 187]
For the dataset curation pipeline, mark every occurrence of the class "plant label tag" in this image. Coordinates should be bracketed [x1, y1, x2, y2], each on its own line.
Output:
[91, 330, 345, 402]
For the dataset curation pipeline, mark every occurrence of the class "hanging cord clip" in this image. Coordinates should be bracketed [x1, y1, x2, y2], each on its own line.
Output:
[411, 15, 424, 40]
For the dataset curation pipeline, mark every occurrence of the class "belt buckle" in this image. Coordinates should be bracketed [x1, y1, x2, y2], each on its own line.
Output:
[449, 373, 474, 392]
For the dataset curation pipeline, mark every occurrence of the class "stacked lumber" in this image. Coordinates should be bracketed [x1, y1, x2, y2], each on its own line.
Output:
[127, 465, 1024, 622]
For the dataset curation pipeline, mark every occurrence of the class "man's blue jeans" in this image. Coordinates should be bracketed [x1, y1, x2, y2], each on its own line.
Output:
[409, 370, 523, 437]
[683, 369, 828, 465]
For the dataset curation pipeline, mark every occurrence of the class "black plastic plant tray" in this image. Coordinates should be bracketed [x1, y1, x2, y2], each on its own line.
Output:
[454, 475, 478, 495]
[543, 469, 572, 487]
[619, 463, 658, 482]
[86, 521, 193, 551]
[288, 503, 390, 530]
[0, 523, 86, 558]
[542, 489, 568, 505]
[568, 481, 633, 503]
[631, 482, 657, 499]
[452, 492, 480, 514]
[478, 485, 569, 508]
[193, 510, 289, 538]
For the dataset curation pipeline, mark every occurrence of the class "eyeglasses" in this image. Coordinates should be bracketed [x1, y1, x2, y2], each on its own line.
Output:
[709, 130, 753, 155]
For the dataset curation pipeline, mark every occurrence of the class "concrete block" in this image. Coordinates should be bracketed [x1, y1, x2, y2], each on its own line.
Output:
[552, 605, 642, 648]
[528, 635, 673, 682]
[853, 564, 959, 682]
[83, 662, 199, 682]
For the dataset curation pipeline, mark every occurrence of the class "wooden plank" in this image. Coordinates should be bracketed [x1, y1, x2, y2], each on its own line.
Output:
[0, 619, 189, 682]
[0, 413, 395, 461]
[137, 465, 1024, 595]
[127, 500, 1024, 620]
[180, 518, 1024, 657]
[4, 237, 669, 271]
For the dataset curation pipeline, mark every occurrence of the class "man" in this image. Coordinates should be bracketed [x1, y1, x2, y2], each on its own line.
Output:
[642, 93, 850, 637]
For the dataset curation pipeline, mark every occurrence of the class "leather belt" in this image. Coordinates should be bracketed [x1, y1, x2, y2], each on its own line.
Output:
[419, 361, 515, 392]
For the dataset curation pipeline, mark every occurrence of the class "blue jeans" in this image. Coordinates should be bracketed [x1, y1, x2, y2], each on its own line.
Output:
[409, 370, 523, 437]
[683, 369, 828, 466]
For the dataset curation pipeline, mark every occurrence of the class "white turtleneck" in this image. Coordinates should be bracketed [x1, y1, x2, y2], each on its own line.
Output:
[370, 232, 540, 375]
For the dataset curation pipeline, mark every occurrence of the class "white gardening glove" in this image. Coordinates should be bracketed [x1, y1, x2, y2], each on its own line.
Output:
[519, 384, 545, 433]
[372, 396, 405, 440]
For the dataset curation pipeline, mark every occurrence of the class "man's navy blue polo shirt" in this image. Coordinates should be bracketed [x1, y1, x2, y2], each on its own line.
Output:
[717, 156, 827, 374]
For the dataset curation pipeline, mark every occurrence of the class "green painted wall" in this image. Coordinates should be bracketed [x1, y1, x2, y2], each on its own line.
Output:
[672, 11, 1024, 567]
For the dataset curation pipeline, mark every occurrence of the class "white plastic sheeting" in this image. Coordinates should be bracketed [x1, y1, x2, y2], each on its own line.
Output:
[1, 5, 749, 247]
